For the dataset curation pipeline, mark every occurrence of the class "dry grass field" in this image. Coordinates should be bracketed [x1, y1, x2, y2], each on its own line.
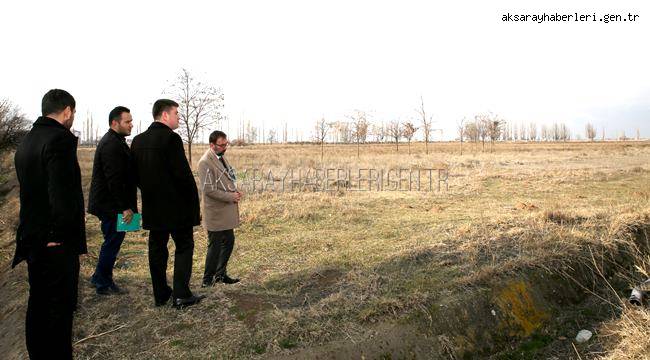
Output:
[1, 140, 649, 359]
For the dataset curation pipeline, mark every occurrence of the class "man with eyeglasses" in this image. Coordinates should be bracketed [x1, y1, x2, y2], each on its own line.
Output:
[198, 130, 242, 287]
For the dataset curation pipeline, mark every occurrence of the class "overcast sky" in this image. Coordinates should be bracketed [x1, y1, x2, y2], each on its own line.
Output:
[1, 0, 648, 141]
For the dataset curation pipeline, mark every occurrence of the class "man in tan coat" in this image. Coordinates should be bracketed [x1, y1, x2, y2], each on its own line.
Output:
[198, 130, 242, 286]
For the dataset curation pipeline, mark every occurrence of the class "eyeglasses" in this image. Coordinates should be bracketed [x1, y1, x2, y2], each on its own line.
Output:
[215, 142, 229, 148]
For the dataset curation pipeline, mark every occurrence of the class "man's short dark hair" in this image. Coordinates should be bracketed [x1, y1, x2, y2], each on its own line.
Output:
[108, 106, 130, 126]
[41, 89, 75, 116]
[152, 99, 179, 120]
[209, 130, 227, 144]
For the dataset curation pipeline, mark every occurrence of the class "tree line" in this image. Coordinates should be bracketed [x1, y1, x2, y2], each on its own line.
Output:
[0, 69, 644, 159]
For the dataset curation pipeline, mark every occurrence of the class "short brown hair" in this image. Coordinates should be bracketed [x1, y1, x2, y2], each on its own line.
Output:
[209, 130, 227, 144]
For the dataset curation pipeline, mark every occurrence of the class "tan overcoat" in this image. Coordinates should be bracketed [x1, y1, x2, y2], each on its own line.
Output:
[197, 149, 240, 231]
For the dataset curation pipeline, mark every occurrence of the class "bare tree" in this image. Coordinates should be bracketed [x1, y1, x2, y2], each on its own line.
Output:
[0, 99, 29, 151]
[245, 120, 258, 144]
[559, 123, 571, 141]
[313, 117, 330, 161]
[387, 120, 402, 151]
[464, 122, 479, 151]
[474, 113, 490, 151]
[585, 123, 596, 141]
[336, 121, 352, 143]
[529, 123, 538, 141]
[457, 117, 466, 155]
[514, 123, 520, 141]
[416, 96, 434, 154]
[348, 110, 369, 158]
[267, 129, 277, 144]
[402, 121, 417, 155]
[371, 123, 386, 143]
[487, 117, 503, 152]
[238, 117, 245, 142]
[551, 123, 559, 141]
[501, 123, 510, 141]
[539, 124, 546, 141]
[166, 68, 224, 165]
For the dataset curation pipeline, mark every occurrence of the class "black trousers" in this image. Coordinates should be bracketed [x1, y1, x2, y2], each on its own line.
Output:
[203, 229, 235, 284]
[26, 247, 79, 360]
[148, 228, 194, 301]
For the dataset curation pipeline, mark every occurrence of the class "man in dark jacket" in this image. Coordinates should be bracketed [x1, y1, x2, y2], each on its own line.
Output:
[131, 99, 203, 309]
[87, 106, 137, 295]
[14, 89, 87, 359]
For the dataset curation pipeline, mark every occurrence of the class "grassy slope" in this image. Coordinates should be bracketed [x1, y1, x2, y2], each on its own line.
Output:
[0, 141, 649, 359]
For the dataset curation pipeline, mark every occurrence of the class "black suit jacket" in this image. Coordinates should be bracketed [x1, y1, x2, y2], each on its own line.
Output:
[13, 116, 87, 267]
[131, 121, 200, 230]
[87, 129, 138, 220]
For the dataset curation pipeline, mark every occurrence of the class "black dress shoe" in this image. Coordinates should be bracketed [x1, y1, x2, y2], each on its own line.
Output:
[96, 287, 111, 295]
[172, 294, 206, 309]
[221, 275, 240, 284]
[95, 282, 124, 295]
[109, 282, 127, 294]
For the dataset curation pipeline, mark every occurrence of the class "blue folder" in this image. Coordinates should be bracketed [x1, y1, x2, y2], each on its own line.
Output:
[117, 213, 142, 232]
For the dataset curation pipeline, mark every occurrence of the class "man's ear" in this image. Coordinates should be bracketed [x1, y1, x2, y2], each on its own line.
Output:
[63, 106, 72, 119]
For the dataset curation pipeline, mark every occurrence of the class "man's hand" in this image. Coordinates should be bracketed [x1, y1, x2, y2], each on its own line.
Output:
[232, 192, 242, 203]
[46, 242, 61, 247]
[122, 209, 134, 224]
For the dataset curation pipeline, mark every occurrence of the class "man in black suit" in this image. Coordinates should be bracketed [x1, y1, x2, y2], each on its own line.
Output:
[88, 106, 137, 295]
[14, 89, 87, 359]
[131, 99, 204, 309]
